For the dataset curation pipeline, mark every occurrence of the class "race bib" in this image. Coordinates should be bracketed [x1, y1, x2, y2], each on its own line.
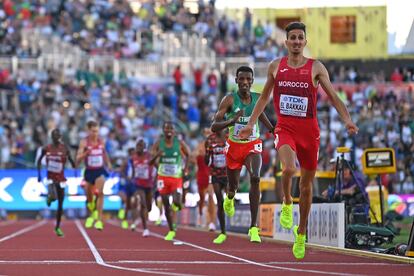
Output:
[48, 160, 63, 173]
[254, 142, 263, 153]
[87, 156, 103, 167]
[135, 164, 149, 179]
[213, 154, 226, 168]
[157, 179, 164, 190]
[280, 94, 308, 117]
[161, 164, 178, 176]
[233, 123, 256, 139]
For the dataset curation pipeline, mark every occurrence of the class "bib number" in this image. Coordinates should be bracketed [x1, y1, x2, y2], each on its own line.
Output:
[213, 154, 226, 168]
[280, 94, 308, 117]
[87, 156, 103, 167]
[157, 180, 164, 190]
[254, 142, 263, 153]
[135, 164, 149, 179]
[161, 164, 178, 176]
[48, 160, 63, 173]
[234, 123, 256, 139]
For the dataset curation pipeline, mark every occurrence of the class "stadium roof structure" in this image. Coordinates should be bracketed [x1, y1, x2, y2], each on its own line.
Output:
[402, 19, 414, 54]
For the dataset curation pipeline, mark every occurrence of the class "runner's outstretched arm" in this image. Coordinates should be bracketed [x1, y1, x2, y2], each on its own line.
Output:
[211, 95, 242, 132]
[315, 61, 358, 135]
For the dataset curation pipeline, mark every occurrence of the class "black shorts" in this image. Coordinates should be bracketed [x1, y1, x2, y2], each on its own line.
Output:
[84, 168, 108, 185]
[211, 176, 228, 189]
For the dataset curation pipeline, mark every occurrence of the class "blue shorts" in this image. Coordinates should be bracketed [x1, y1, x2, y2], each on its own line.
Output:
[119, 183, 137, 197]
[84, 168, 108, 185]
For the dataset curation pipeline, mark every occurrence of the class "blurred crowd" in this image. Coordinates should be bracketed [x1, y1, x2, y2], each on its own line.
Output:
[0, 0, 286, 61]
[1, 62, 414, 194]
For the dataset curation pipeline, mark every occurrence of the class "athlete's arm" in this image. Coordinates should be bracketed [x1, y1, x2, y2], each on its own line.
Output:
[65, 145, 76, 168]
[204, 137, 212, 166]
[37, 147, 46, 182]
[75, 139, 88, 167]
[150, 140, 162, 165]
[315, 60, 358, 135]
[103, 145, 112, 171]
[180, 140, 191, 175]
[258, 112, 274, 133]
[211, 95, 240, 132]
[240, 60, 279, 139]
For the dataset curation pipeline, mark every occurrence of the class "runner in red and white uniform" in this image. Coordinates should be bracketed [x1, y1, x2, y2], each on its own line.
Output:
[37, 129, 76, 237]
[130, 139, 157, 237]
[76, 120, 112, 231]
[194, 128, 216, 231]
[239, 22, 358, 259]
[205, 128, 228, 244]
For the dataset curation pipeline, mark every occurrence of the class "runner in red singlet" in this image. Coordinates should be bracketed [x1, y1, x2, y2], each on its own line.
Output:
[194, 128, 216, 231]
[205, 128, 228, 244]
[37, 129, 76, 236]
[130, 139, 157, 237]
[76, 120, 112, 231]
[239, 22, 358, 259]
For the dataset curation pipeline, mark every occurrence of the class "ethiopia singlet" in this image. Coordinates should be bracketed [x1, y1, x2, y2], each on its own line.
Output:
[158, 136, 182, 178]
[45, 143, 67, 182]
[85, 137, 105, 170]
[131, 153, 154, 188]
[273, 56, 319, 132]
[227, 91, 260, 143]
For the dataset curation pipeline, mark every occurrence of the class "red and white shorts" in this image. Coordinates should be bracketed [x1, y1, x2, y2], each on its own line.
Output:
[225, 139, 262, 170]
[157, 175, 183, 195]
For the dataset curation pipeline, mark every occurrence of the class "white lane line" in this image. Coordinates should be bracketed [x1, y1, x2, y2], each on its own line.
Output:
[75, 220, 202, 276]
[0, 221, 46, 243]
[0, 259, 407, 268]
[148, 231, 365, 276]
[0, 260, 83, 264]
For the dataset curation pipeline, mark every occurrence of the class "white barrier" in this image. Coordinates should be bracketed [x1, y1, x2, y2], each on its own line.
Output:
[271, 203, 345, 248]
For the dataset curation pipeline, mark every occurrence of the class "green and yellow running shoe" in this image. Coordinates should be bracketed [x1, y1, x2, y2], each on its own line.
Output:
[164, 230, 176, 241]
[87, 201, 96, 212]
[54, 227, 64, 237]
[171, 203, 181, 212]
[292, 225, 306, 259]
[213, 233, 227, 244]
[94, 220, 104, 231]
[280, 202, 293, 229]
[85, 216, 94, 228]
[117, 208, 125, 220]
[223, 195, 235, 217]
[155, 217, 162, 226]
[121, 220, 129, 229]
[248, 226, 261, 243]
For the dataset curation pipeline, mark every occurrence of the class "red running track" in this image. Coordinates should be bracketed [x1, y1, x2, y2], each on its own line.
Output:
[0, 220, 413, 275]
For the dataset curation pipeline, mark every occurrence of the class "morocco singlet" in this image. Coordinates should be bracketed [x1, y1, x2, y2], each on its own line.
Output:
[225, 91, 262, 170]
[273, 56, 320, 170]
[45, 143, 67, 182]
